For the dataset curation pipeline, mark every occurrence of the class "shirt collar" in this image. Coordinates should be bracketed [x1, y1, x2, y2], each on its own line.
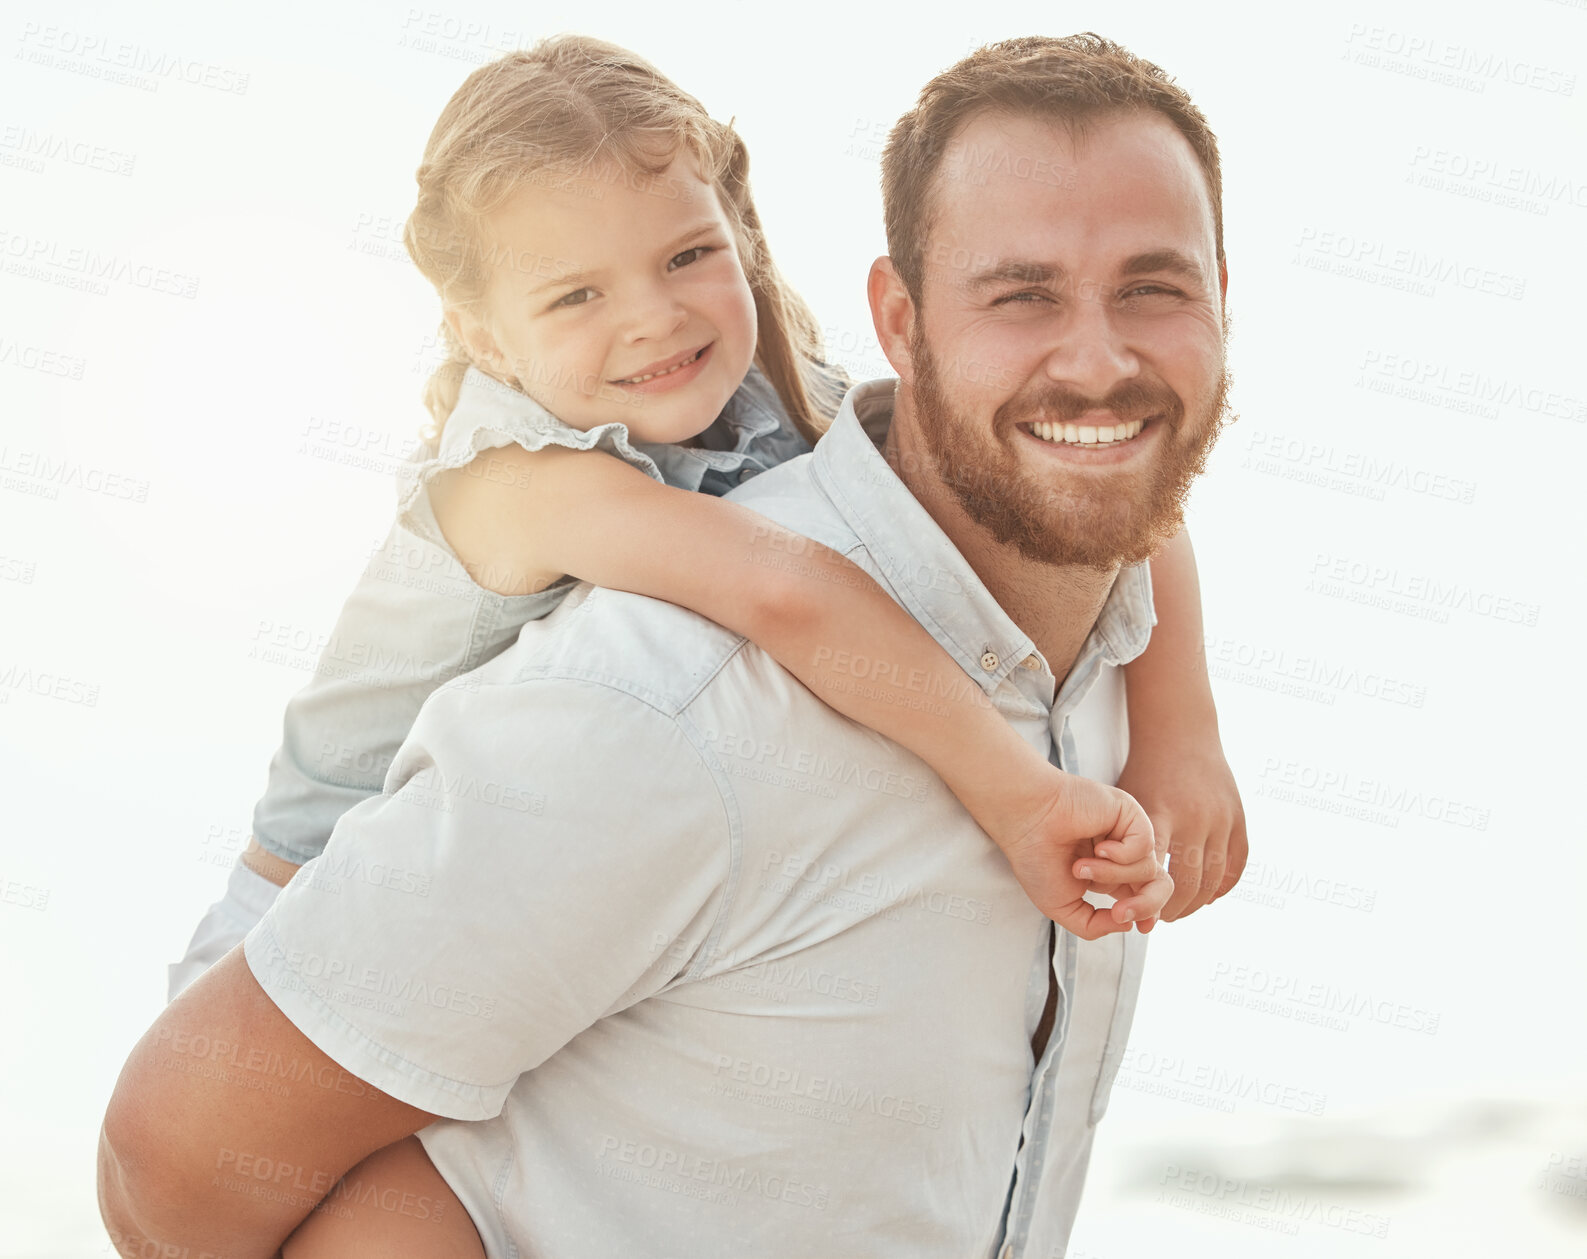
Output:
[810, 379, 1156, 698]
[634, 368, 784, 490]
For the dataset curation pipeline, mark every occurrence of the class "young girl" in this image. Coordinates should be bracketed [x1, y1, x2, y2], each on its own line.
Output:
[169, 35, 1239, 1255]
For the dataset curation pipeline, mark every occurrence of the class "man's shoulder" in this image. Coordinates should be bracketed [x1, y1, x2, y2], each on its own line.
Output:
[449, 584, 749, 719]
[726, 447, 865, 559]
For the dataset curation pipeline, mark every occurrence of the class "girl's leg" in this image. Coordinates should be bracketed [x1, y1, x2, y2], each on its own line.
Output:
[167, 859, 282, 1001]
[282, 1135, 486, 1258]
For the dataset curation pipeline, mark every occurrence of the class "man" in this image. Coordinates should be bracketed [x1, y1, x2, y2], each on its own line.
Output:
[100, 33, 1235, 1258]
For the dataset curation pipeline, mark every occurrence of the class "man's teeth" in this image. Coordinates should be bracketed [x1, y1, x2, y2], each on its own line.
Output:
[1028, 418, 1145, 446]
[620, 347, 703, 384]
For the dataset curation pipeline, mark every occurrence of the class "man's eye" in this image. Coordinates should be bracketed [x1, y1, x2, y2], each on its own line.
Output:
[995, 290, 1052, 306]
[1122, 284, 1181, 300]
[669, 246, 714, 270]
[551, 287, 596, 309]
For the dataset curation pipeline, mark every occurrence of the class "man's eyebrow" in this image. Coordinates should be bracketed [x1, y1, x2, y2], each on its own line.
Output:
[1121, 249, 1208, 285]
[964, 260, 1066, 291]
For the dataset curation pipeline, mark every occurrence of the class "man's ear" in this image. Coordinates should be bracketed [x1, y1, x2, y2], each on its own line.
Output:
[444, 305, 508, 379]
[867, 257, 918, 386]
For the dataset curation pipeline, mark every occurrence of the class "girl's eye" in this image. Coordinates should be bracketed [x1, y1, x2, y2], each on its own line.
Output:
[551, 286, 596, 310]
[669, 246, 714, 270]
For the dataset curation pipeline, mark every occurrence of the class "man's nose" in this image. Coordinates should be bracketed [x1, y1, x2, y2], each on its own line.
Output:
[1040, 289, 1138, 397]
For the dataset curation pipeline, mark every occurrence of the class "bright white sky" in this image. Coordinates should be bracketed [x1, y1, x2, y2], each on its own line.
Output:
[2, 0, 1585, 1254]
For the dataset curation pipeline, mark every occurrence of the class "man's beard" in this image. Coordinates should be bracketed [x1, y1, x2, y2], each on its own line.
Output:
[908, 326, 1233, 570]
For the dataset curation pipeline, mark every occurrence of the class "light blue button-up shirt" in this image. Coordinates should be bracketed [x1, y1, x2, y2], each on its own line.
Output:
[246, 378, 1156, 1259]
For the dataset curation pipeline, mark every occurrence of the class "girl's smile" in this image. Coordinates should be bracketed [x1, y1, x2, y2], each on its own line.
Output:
[609, 340, 713, 391]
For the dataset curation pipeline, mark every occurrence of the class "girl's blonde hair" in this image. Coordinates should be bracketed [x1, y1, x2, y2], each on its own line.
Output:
[404, 35, 841, 443]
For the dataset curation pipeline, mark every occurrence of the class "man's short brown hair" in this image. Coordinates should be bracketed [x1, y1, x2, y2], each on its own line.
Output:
[881, 33, 1224, 306]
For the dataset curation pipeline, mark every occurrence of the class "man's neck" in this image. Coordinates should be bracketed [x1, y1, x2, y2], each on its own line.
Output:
[882, 398, 1119, 688]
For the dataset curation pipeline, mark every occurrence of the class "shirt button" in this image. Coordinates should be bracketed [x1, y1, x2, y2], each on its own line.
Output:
[1020, 654, 1042, 671]
[737, 467, 759, 483]
[980, 650, 1000, 673]
[998, 1242, 1014, 1259]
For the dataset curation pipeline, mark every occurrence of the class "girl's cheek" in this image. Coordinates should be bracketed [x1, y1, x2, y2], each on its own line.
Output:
[721, 275, 759, 340]
[686, 255, 753, 310]
[541, 324, 604, 378]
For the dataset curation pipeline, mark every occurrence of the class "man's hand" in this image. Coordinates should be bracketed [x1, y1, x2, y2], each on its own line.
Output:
[1116, 736, 1247, 921]
[991, 769, 1172, 939]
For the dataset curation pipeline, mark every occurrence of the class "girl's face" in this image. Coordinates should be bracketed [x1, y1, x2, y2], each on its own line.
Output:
[451, 150, 759, 444]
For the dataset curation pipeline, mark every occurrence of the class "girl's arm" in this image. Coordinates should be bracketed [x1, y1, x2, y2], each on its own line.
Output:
[428, 445, 1171, 938]
[1122, 529, 1248, 920]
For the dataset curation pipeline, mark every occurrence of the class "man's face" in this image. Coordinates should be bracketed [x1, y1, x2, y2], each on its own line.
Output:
[904, 109, 1230, 570]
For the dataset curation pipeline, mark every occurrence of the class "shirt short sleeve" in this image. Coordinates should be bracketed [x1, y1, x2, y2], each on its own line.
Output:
[244, 673, 733, 1120]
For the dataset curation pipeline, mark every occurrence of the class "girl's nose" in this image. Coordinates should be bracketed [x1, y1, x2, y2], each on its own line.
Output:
[624, 285, 689, 343]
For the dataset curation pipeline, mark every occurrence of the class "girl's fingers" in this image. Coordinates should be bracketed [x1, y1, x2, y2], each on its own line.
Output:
[1094, 817, 1157, 862]
[1093, 837, 1151, 864]
[1052, 899, 1135, 942]
[1074, 854, 1165, 886]
[1112, 871, 1175, 924]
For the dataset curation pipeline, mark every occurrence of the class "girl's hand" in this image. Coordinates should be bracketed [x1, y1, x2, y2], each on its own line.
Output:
[1115, 737, 1247, 921]
[989, 769, 1171, 939]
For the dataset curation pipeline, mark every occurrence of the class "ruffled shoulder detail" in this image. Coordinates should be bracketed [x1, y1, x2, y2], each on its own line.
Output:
[396, 367, 665, 525]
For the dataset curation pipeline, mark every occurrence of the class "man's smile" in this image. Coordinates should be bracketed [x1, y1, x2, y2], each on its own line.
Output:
[1019, 416, 1147, 446]
[1013, 415, 1164, 464]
